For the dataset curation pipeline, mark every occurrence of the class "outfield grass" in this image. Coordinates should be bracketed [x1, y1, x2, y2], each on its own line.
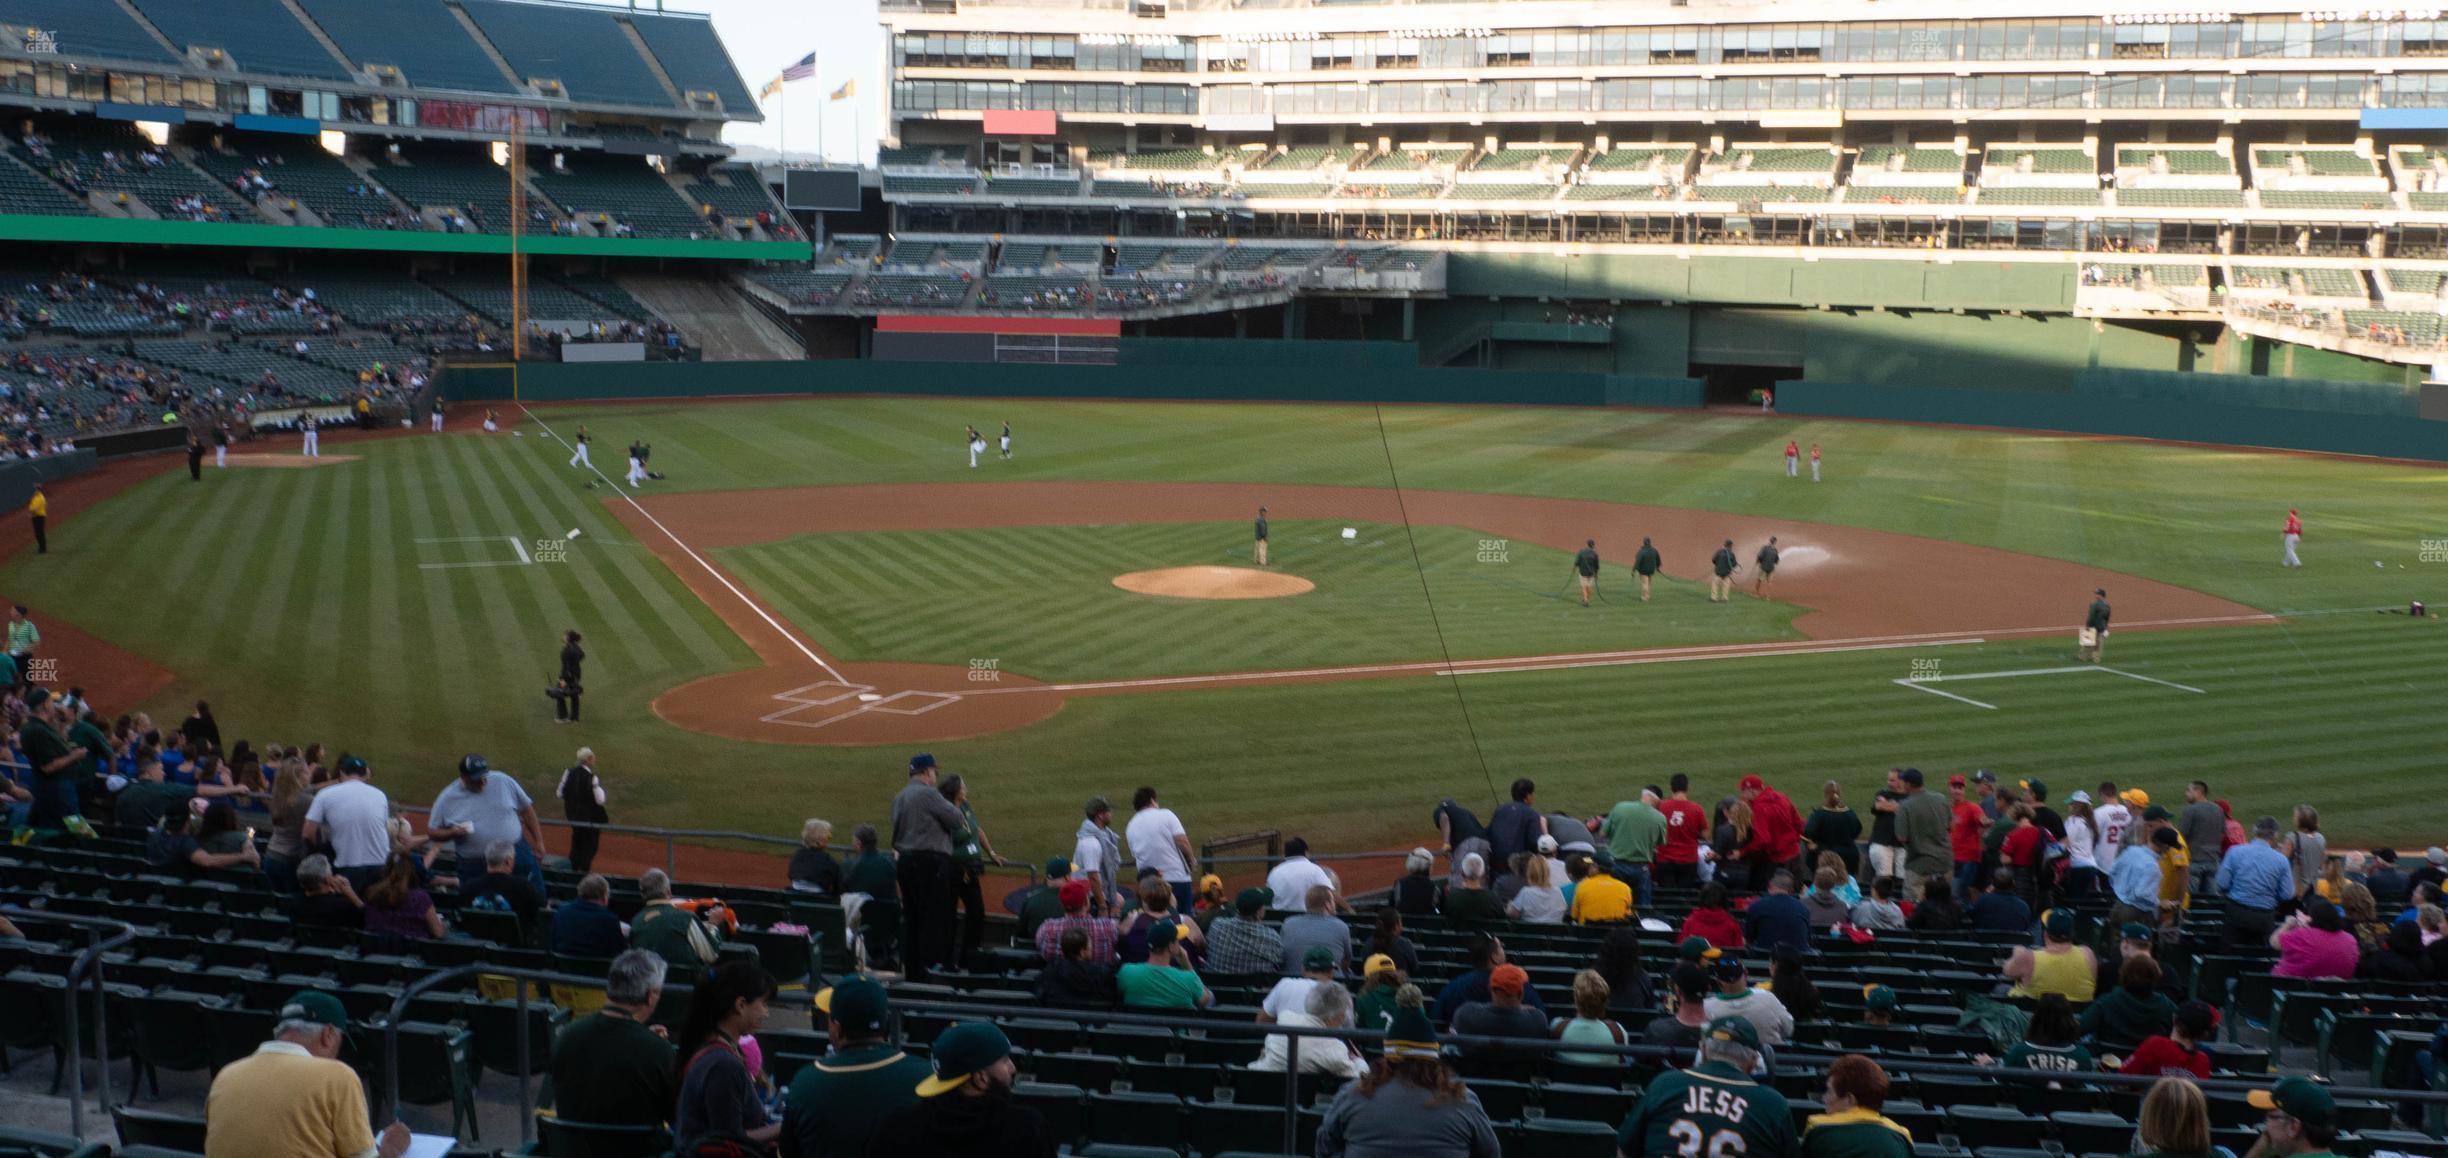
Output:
[712, 521, 1797, 680]
[11, 398, 2444, 862]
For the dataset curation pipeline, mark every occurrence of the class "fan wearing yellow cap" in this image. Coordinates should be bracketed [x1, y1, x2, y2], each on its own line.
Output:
[2248, 1076, 2341, 1158]
[868, 1021, 1059, 1155]
[782, 977, 930, 1158]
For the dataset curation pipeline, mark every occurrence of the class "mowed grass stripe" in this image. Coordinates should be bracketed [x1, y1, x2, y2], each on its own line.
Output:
[298, 463, 357, 697]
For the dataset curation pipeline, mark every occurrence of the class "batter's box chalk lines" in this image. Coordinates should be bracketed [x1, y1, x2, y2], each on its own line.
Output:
[1892, 664, 2207, 710]
[761, 680, 962, 730]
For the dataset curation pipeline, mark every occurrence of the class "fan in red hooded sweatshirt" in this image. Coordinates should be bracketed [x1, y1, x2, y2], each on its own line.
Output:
[1737, 775, 1804, 879]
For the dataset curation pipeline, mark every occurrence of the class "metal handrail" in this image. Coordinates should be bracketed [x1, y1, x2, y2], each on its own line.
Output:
[2, 909, 140, 1141]
[378, 962, 615, 1149]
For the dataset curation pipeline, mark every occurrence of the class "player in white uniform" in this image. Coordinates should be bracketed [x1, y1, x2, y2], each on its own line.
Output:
[300, 414, 319, 458]
[481, 408, 499, 433]
[999, 421, 1012, 461]
[569, 425, 593, 470]
[966, 425, 983, 468]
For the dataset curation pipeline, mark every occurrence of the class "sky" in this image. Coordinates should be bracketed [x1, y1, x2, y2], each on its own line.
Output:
[677, 0, 886, 164]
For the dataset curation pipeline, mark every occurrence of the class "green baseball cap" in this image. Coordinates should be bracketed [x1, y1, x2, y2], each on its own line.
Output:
[1302, 945, 1339, 972]
[1704, 1015, 1761, 1051]
[2248, 1076, 2335, 1129]
[1861, 984, 1899, 1012]
[279, 990, 348, 1028]
[915, 1022, 1012, 1098]
[814, 976, 890, 1036]
[2043, 909, 2075, 938]
[2121, 922, 2155, 941]
[1677, 937, 1723, 962]
[1235, 887, 1272, 915]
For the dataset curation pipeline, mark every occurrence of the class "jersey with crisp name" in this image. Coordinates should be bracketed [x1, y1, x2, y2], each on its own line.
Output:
[1619, 1062, 1798, 1158]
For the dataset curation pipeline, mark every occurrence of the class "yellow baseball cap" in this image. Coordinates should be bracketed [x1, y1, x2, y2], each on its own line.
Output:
[1362, 953, 1399, 977]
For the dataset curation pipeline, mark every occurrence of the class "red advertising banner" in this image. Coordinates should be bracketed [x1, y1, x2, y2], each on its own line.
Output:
[981, 109, 1057, 136]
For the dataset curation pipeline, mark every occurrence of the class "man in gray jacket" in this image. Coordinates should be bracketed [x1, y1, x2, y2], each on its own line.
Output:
[2177, 780, 2227, 898]
[892, 753, 965, 980]
[1891, 768, 1954, 901]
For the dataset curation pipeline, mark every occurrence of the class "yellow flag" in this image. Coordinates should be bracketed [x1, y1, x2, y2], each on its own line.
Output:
[829, 78, 856, 101]
[760, 76, 784, 100]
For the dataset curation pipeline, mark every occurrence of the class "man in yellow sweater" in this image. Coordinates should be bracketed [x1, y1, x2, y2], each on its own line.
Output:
[206, 990, 409, 1158]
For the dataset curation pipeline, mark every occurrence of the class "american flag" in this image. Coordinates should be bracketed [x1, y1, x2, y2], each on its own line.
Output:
[779, 52, 817, 82]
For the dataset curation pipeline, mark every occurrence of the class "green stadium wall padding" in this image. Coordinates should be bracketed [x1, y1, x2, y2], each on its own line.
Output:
[1446, 253, 2078, 312]
[0, 213, 805, 261]
[1778, 381, 2448, 461]
[0, 451, 99, 513]
[443, 356, 1704, 409]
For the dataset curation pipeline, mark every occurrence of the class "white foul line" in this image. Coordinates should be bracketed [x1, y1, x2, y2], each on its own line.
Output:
[1893, 663, 2208, 709]
[1892, 680, 1999, 710]
[516, 405, 846, 683]
[414, 535, 531, 570]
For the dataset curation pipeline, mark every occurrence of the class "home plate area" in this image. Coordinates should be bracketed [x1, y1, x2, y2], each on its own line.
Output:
[760, 680, 962, 730]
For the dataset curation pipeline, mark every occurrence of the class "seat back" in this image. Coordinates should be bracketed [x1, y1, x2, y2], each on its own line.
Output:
[536, 1115, 672, 1158]
[110, 1105, 208, 1152]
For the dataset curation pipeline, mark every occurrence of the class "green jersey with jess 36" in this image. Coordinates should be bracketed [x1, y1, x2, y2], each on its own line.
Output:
[1620, 1061, 1799, 1158]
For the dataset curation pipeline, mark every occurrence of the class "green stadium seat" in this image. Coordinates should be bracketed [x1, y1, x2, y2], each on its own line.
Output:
[1085, 1090, 1184, 1151]
[533, 1115, 671, 1158]
[1521, 1117, 1622, 1158]
[1016, 1081, 1087, 1149]
[110, 1106, 208, 1152]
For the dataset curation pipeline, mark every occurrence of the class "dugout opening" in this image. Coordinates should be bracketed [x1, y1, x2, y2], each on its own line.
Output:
[1691, 363, 1802, 407]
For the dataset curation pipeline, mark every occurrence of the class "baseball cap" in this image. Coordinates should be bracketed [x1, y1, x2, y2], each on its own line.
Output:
[2043, 909, 2074, 938]
[1235, 887, 1272, 915]
[2248, 1076, 2336, 1129]
[1711, 956, 1749, 981]
[1362, 953, 1399, 978]
[22, 688, 47, 708]
[1897, 768, 1924, 786]
[1861, 984, 1899, 1012]
[1536, 834, 1558, 855]
[2142, 805, 2172, 822]
[1148, 921, 1180, 950]
[1043, 857, 1071, 880]
[2121, 922, 2154, 941]
[914, 1022, 1012, 1098]
[1057, 879, 1090, 911]
[2095, 588, 2108, 597]
[2021, 778, 2047, 799]
[2122, 788, 2151, 807]
[1738, 774, 1766, 792]
[2066, 790, 2092, 805]
[279, 990, 348, 1028]
[1971, 770, 1996, 784]
[1705, 1015, 1761, 1051]
[1197, 873, 1224, 897]
[1303, 945, 1339, 973]
[1487, 964, 1527, 994]
[1948, 774, 1967, 788]
[458, 754, 489, 778]
[1677, 937, 1723, 962]
[908, 753, 936, 773]
[2428, 847, 2445, 866]
[337, 755, 369, 777]
[814, 976, 890, 1036]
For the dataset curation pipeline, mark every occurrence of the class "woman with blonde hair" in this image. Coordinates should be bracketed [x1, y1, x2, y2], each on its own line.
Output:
[1816, 850, 1862, 907]
[260, 755, 318, 893]
[1551, 969, 1630, 1065]
[2134, 1076, 2218, 1158]
[1507, 852, 1566, 924]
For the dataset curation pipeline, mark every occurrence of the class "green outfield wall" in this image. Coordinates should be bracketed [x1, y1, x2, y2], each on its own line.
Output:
[1445, 253, 2079, 312]
[0, 213, 804, 260]
[444, 346, 1704, 409]
[1779, 380, 2448, 460]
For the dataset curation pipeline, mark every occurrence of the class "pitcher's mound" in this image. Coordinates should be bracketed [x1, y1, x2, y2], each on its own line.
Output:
[1114, 566, 1314, 600]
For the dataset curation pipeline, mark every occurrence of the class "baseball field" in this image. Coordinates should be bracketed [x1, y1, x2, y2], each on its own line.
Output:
[14, 396, 2446, 864]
